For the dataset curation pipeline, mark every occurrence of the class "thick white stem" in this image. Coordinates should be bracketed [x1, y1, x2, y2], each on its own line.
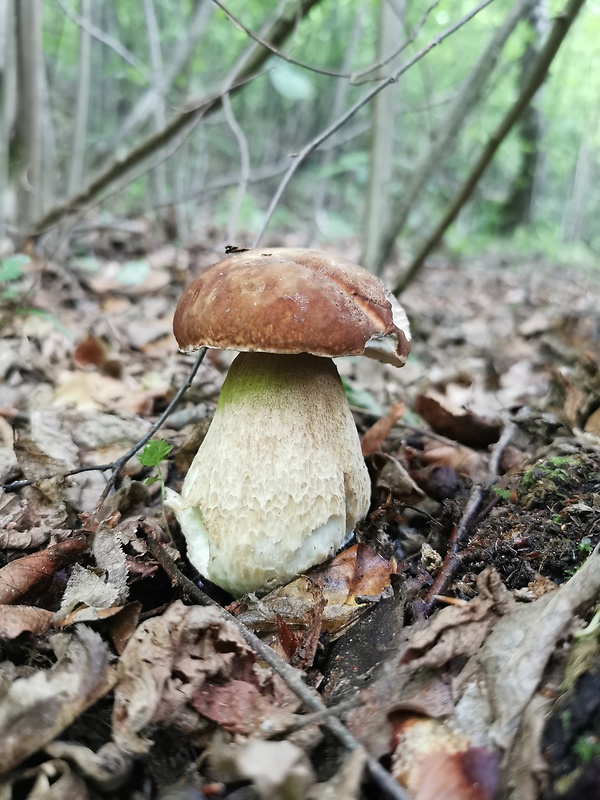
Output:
[166, 352, 370, 596]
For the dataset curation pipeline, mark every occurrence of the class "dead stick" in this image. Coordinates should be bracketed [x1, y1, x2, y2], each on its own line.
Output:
[414, 422, 516, 617]
[147, 538, 410, 800]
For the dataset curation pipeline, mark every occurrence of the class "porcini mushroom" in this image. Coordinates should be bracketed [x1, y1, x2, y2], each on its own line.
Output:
[165, 248, 411, 596]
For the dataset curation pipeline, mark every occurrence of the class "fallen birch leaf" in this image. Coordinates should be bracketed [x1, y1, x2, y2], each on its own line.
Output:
[415, 391, 501, 449]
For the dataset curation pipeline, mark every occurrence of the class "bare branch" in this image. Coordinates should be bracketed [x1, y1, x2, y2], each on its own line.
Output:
[253, 0, 496, 247]
[55, 0, 148, 79]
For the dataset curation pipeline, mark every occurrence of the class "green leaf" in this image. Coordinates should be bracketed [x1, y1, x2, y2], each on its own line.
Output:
[117, 260, 150, 286]
[138, 439, 173, 467]
[268, 61, 315, 101]
[0, 254, 30, 283]
[341, 377, 383, 417]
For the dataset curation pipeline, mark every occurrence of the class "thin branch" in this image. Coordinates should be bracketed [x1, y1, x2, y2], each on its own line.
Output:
[222, 92, 251, 242]
[252, 0, 496, 247]
[93, 348, 207, 515]
[55, 0, 148, 79]
[351, 0, 440, 84]
[147, 538, 411, 800]
[212, 0, 443, 86]
[413, 422, 516, 617]
[395, 0, 587, 293]
[2, 350, 207, 500]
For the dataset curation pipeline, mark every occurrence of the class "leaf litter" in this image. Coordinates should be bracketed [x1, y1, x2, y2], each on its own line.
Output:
[0, 242, 599, 798]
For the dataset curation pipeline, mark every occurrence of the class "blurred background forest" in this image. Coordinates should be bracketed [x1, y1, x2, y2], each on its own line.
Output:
[0, 0, 598, 284]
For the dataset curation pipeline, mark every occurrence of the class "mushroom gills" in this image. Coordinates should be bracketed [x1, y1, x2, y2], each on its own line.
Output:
[165, 352, 371, 596]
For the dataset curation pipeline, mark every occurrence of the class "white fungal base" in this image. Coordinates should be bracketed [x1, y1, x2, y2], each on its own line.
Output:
[165, 352, 371, 596]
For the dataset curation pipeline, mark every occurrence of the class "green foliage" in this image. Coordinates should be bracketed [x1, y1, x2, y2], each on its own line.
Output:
[341, 376, 383, 417]
[138, 439, 173, 468]
[573, 734, 600, 763]
[492, 486, 511, 501]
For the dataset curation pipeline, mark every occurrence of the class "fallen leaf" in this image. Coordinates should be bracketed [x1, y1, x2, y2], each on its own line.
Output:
[0, 606, 53, 639]
[361, 402, 406, 456]
[0, 534, 87, 604]
[112, 601, 300, 753]
[415, 391, 501, 448]
[0, 626, 116, 773]
[0, 758, 90, 799]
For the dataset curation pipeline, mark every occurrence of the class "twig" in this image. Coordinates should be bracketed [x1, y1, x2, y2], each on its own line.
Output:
[1, 349, 208, 500]
[252, 0, 496, 247]
[55, 0, 148, 79]
[147, 539, 410, 800]
[212, 0, 442, 84]
[413, 422, 516, 617]
[93, 349, 207, 515]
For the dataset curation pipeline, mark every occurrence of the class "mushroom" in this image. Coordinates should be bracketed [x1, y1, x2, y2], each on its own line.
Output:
[165, 248, 411, 596]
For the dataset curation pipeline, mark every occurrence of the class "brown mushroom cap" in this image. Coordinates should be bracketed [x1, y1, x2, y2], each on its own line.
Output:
[173, 248, 411, 366]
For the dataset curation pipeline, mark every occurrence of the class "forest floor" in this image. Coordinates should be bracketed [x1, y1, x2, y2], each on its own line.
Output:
[0, 230, 599, 800]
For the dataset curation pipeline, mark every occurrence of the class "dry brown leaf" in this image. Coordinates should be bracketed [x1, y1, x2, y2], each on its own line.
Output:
[112, 601, 300, 753]
[369, 452, 425, 503]
[0, 605, 53, 639]
[232, 544, 397, 645]
[0, 626, 116, 773]
[400, 568, 514, 673]
[0, 758, 90, 799]
[361, 402, 406, 456]
[420, 441, 488, 482]
[0, 534, 87, 605]
[415, 391, 501, 448]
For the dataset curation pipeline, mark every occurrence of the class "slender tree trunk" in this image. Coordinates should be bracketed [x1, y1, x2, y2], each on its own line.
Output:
[68, 0, 92, 196]
[143, 0, 170, 229]
[394, 0, 588, 294]
[369, 0, 538, 275]
[91, 0, 214, 166]
[498, 0, 547, 233]
[30, 0, 324, 237]
[308, 3, 364, 245]
[562, 105, 599, 242]
[12, 0, 44, 228]
[361, 0, 403, 270]
[0, 0, 16, 238]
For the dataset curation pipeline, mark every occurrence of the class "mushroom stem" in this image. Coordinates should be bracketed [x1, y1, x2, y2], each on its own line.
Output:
[165, 352, 371, 596]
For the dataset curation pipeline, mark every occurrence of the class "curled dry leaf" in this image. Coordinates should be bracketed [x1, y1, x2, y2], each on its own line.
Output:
[361, 402, 407, 456]
[414, 391, 501, 449]
[419, 440, 488, 482]
[368, 452, 425, 503]
[0, 758, 90, 800]
[45, 741, 132, 792]
[0, 626, 116, 773]
[112, 601, 300, 753]
[0, 605, 53, 639]
[0, 534, 87, 605]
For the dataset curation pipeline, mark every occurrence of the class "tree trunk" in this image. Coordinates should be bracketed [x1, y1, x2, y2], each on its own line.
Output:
[12, 0, 44, 228]
[0, 0, 16, 239]
[361, 0, 403, 272]
[68, 0, 92, 196]
[498, 0, 547, 233]
[369, 0, 538, 275]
